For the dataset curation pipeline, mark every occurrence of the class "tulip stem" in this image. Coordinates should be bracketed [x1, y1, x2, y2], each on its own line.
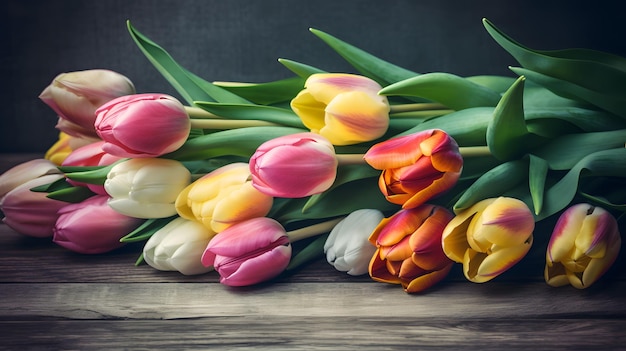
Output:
[185, 106, 221, 119]
[287, 217, 344, 243]
[459, 146, 491, 157]
[390, 110, 455, 118]
[335, 154, 366, 165]
[189, 119, 280, 129]
[389, 103, 448, 114]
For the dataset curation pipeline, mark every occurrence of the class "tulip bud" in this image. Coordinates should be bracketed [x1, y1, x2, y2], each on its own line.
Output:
[39, 69, 135, 138]
[324, 209, 383, 275]
[94, 93, 191, 158]
[0, 159, 62, 200]
[143, 217, 217, 275]
[364, 129, 463, 209]
[441, 197, 535, 283]
[45, 132, 100, 166]
[249, 132, 338, 198]
[53, 195, 144, 254]
[545, 203, 621, 289]
[175, 163, 273, 233]
[291, 73, 390, 145]
[368, 205, 455, 293]
[201, 217, 292, 286]
[1, 174, 68, 238]
[61, 141, 123, 195]
[105, 158, 192, 219]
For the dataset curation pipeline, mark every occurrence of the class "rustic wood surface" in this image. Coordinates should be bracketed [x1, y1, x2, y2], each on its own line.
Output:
[1, 153, 625, 351]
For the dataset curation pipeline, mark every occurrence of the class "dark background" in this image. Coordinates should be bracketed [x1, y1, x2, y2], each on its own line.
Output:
[2, 0, 625, 153]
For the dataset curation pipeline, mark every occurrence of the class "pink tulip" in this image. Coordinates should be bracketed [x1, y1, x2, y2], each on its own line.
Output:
[53, 195, 144, 254]
[201, 217, 292, 286]
[249, 132, 338, 198]
[0, 174, 68, 238]
[94, 93, 191, 158]
[39, 69, 135, 138]
[0, 159, 62, 200]
[364, 129, 463, 209]
[61, 141, 123, 195]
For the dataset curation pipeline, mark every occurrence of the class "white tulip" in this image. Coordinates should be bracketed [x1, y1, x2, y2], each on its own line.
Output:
[324, 209, 383, 275]
[105, 158, 191, 218]
[143, 217, 217, 275]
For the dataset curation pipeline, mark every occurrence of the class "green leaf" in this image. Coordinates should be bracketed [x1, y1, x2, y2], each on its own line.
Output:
[398, 107, 494, 146]
[308, 28, 418, 86]
[194, 101, 305, 129]
[528, 155, 549, 215]
[531, 129, 626, 170]
[483, 18, 626, 96]
[164, 126, 307, 161]
[62, 162, 122, 185]
[533, 148, 626, 220]
[302, 164, 380, 212]
[46, 186, 95, 203]
[285, 233, 329, 272]
[120, 216, 177, 243]
[278, 58, 326, 78]
[380, 72, 503, 110]
[524, 107, 626, 135]
[127, 21, 249, 105]
[466, 75, 517, 93]
[454, 159, 529, 212]
[580, 192, 626, 213]
[510, 66, 626, 118]
[30, 177, 73, 193]
[487, 76, 544, 161]
[213, 76, 306, 105]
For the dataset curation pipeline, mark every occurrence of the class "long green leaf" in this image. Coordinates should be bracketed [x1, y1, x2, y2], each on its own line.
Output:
[308, 28, 418, 86]
[528, 155, 549, 215]
[380, 72, 502, 110]
[213, 76, 306, 105]
[46, 186, 95, 203]
[164, 126, 306, 161]
[487, 76, 544, 161]
[533, 148, 626, 220]
[483, 18, 626, 95]
[127, 21, 248, 105]
[278, 58, 326, 78]
[510, 66, 626, 118]
[531, 129, 626, 170]
[194, 101, 305, 129]
[454, 160, 528, 212]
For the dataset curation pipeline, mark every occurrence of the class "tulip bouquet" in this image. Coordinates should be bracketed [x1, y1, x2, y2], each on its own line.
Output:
[1, 18, 624, 292]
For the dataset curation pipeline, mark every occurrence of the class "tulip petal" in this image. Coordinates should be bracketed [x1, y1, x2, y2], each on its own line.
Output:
[364, 132, 432, 170]
[290, 90, 327, 132]
[469, 236, 533, 283]
[368, 250, 403, 285]
[219, 245, 291, 286]
[404, 263, 453, 293]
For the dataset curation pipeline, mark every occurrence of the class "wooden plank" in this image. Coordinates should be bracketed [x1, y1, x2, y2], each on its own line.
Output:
[1, 282, 625, 320]
[1, 319, 625, 351]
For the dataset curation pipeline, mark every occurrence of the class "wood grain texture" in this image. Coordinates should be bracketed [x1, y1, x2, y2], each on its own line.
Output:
[1, 153, 625, 350]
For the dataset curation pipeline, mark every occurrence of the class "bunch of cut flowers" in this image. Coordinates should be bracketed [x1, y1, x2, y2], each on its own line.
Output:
[1, 18, 624, 292]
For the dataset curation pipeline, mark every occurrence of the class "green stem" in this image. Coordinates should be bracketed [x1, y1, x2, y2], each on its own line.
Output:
[389, 102, 448, 114]
[286, 217, 344, 242]
[185, 106, 220, 119]
[190, 119, 279, 129]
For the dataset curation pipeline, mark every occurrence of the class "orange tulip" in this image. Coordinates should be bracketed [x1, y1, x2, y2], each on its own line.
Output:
[368, 204, 454, 293]
[364, 129, 463, 209]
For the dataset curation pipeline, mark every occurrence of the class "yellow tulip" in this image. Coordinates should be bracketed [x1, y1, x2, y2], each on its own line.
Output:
[545, 203, 621, 289]
[441, 197, 535, 283]
[290, 73, 390, 145]
[175, 163, 273, 233]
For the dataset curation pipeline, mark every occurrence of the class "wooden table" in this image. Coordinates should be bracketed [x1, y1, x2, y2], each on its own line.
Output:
[1, 154, 625, 350]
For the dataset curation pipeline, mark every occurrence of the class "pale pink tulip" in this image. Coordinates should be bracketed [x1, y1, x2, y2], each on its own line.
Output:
[39, 69, 135, 138]
[0, 174, 68, 238]
[94, 93, 191, 158]
[0, 159, 62, 200]
[249, 132, 338, 198]
[53, 195, 144, 254]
